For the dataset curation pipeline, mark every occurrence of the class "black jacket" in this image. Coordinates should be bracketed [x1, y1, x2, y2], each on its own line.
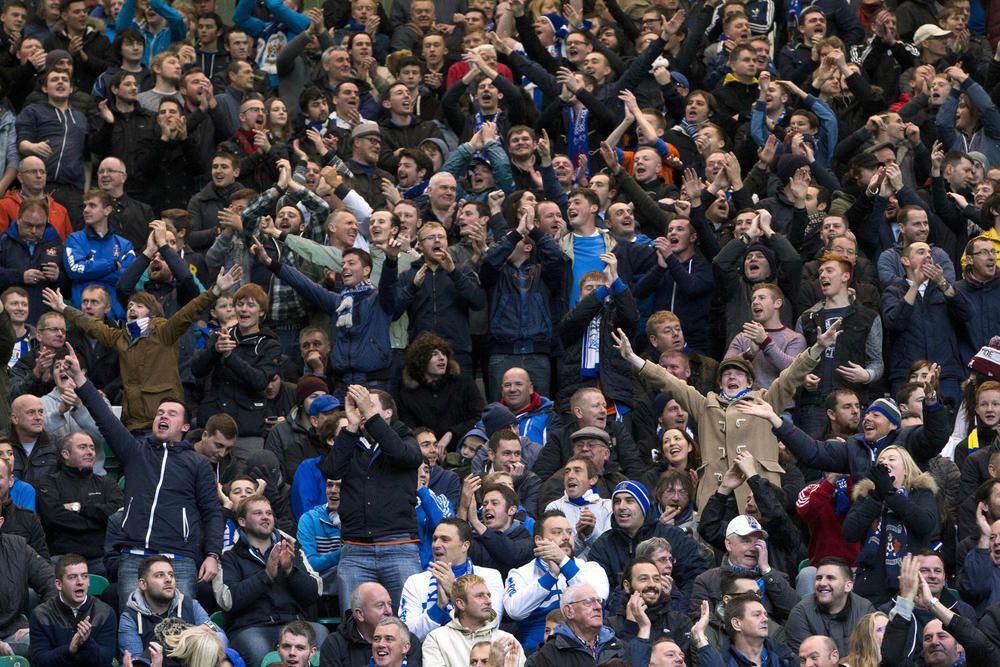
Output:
[28, 592, 116, 667]
[36, 464, 123, 559]
[214, 530, 321, 634]
[192, 326, 282, 437]
[396, 258, 487, 356]
[8, 429, 59, 488]
[89, 106, 155, 198]
[265, 413, 327, 482]
[78, 380, 223, 560]
[319, 414, 422, 542]
[319, 613, 423, 667]
[2, 497, 49, 557]
[108, 193, 156, 252]
[0, 533, 55, 636]
[470, 520, 533, 579]
[397, 360, 486, 444]
[589, 513, 710, 598]
[556, 281, 640, 413]
[532, 418, 647, 481]
[526, 624, 650, 667]
[882, 600, 996, 666]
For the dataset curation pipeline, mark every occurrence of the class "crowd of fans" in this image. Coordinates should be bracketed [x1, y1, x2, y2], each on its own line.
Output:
[1, 0, 1000, 663]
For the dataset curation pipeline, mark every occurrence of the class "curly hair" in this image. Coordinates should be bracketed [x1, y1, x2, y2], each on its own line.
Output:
[404, 331, 454, 384]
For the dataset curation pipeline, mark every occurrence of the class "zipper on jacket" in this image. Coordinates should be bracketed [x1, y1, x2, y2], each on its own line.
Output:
[145, 443, 170, 550]
[182, 507, 189, 542]
[122, 497, 134, 528]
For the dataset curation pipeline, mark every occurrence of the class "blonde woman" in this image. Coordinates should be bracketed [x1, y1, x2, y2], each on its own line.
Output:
[843, 445, 939, 606]
[842, 611, 888, 667]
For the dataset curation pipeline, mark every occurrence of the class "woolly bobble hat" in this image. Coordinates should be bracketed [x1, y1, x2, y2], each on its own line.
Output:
[866, 397, 901, 427]
[612, 481, 651, 515]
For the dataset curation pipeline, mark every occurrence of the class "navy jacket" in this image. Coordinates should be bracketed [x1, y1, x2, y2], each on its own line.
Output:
[396, 259, 486, 355]
[274, 257, 397, 381]
[0, 221, 62, 323]
[881, 278, 974, 383]
[955, 275, 1000, 364]
[632, 254, 715, 355]
[78, 380, 223, 560]
[319, 414, 422, 542]
[480, 228, 565, 355]
[29, 594, 116, 667]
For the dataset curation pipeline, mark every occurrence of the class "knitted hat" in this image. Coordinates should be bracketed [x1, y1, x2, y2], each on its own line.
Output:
[969, 336, 1000, 378]
[308, 394, 341, 417]
[295, 375, 329, 405]
[482, 403, 517, 437]
[717, 357, 755, 384]
[541, 12, 569, 39]
[969, 151, 990, 171]
[350, 121, 381, 142]
[745, 242, 777, 275]
[775, 153, 810, 185]
[612, 480, 651, 515]
[726, 514, 768, 538]
[45, 49, 72, 72]
[866, 397, 901, 427]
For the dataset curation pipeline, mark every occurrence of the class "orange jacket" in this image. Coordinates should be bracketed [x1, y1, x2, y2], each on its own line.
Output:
[0, 190, 72, 241]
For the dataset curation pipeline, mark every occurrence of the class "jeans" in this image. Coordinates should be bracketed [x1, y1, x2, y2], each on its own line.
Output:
[117, 552, 198, 611]
[230, 622, 328, 667]
[336, 542, 421, 615]
[797, 566, 817, 597]
[487, 353, 551, 402]
[1, 630, 28, 657]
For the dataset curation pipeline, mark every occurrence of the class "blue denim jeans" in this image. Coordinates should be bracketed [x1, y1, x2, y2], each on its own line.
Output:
[117, 552, 198, 611]
[336, 542, 421, 615]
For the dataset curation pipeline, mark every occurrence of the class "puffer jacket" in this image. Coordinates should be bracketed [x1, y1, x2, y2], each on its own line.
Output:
[192, 325, 281, 437]
[63, 288, 219, 430]
[637, 346, 819, 512]
[28, 590, 116, 667]
[77, 380, 223, 561]
[319, 414, 422, 542]
[842, 472, 940, 606]
[214, 529, 321, 634]
[422, 612, 524, 667]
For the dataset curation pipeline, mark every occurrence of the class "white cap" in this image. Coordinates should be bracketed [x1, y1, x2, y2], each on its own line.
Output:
[726, 514, 768, 538]
[913, 24, 952, 45]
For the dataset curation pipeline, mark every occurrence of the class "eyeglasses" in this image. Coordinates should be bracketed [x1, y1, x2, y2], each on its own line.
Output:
[970, 249, 995, 257]
[564, 597, 602, 608]
[420, 234, 446, 242]
[19, 169, 46, 176]
[97, 168, 124, 175]
[242, 107, 265, 113]
[38, 326, 66, 333]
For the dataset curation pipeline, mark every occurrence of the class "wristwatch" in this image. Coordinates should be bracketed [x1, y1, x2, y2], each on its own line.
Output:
[70, 502, 81, 512]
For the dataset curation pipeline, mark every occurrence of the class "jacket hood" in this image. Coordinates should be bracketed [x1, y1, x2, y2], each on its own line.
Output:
[402, 358, 461, 390]
[852, 471, 938, 500]
[125, 586, 184, 617]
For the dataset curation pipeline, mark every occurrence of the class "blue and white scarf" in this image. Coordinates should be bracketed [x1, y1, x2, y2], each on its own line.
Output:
[566, 107, 590, 177]
[581, 316, 601, 377]
[336, 280, 375, 329]
[564, 486, 601, 506]
[126, 317, 151, 344]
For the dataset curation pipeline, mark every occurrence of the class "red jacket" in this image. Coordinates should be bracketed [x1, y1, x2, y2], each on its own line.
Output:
[796, 476, 861, 566]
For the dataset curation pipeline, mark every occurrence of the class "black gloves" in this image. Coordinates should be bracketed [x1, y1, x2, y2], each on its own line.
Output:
[869, 463, 896, 500]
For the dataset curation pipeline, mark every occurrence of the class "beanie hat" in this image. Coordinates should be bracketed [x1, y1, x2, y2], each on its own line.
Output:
[745, 243, 777, 275]
[541, 13, 569, 39]
[295, 375, 329, 405]
[45, 49, 72, 72]
[866, 397, 901, 427]
[482, 403, 517, 437]
[969, 336, 1000, 378]
[775, 153, 810, 185]
[612, 480, 651, 515]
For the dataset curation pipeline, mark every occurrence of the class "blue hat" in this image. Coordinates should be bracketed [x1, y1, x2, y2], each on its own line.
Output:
[542, 13, 569, 39]
[612, 481, 651, 515]
[308, 394, 341, 417]
[670, 71, 690, 89]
